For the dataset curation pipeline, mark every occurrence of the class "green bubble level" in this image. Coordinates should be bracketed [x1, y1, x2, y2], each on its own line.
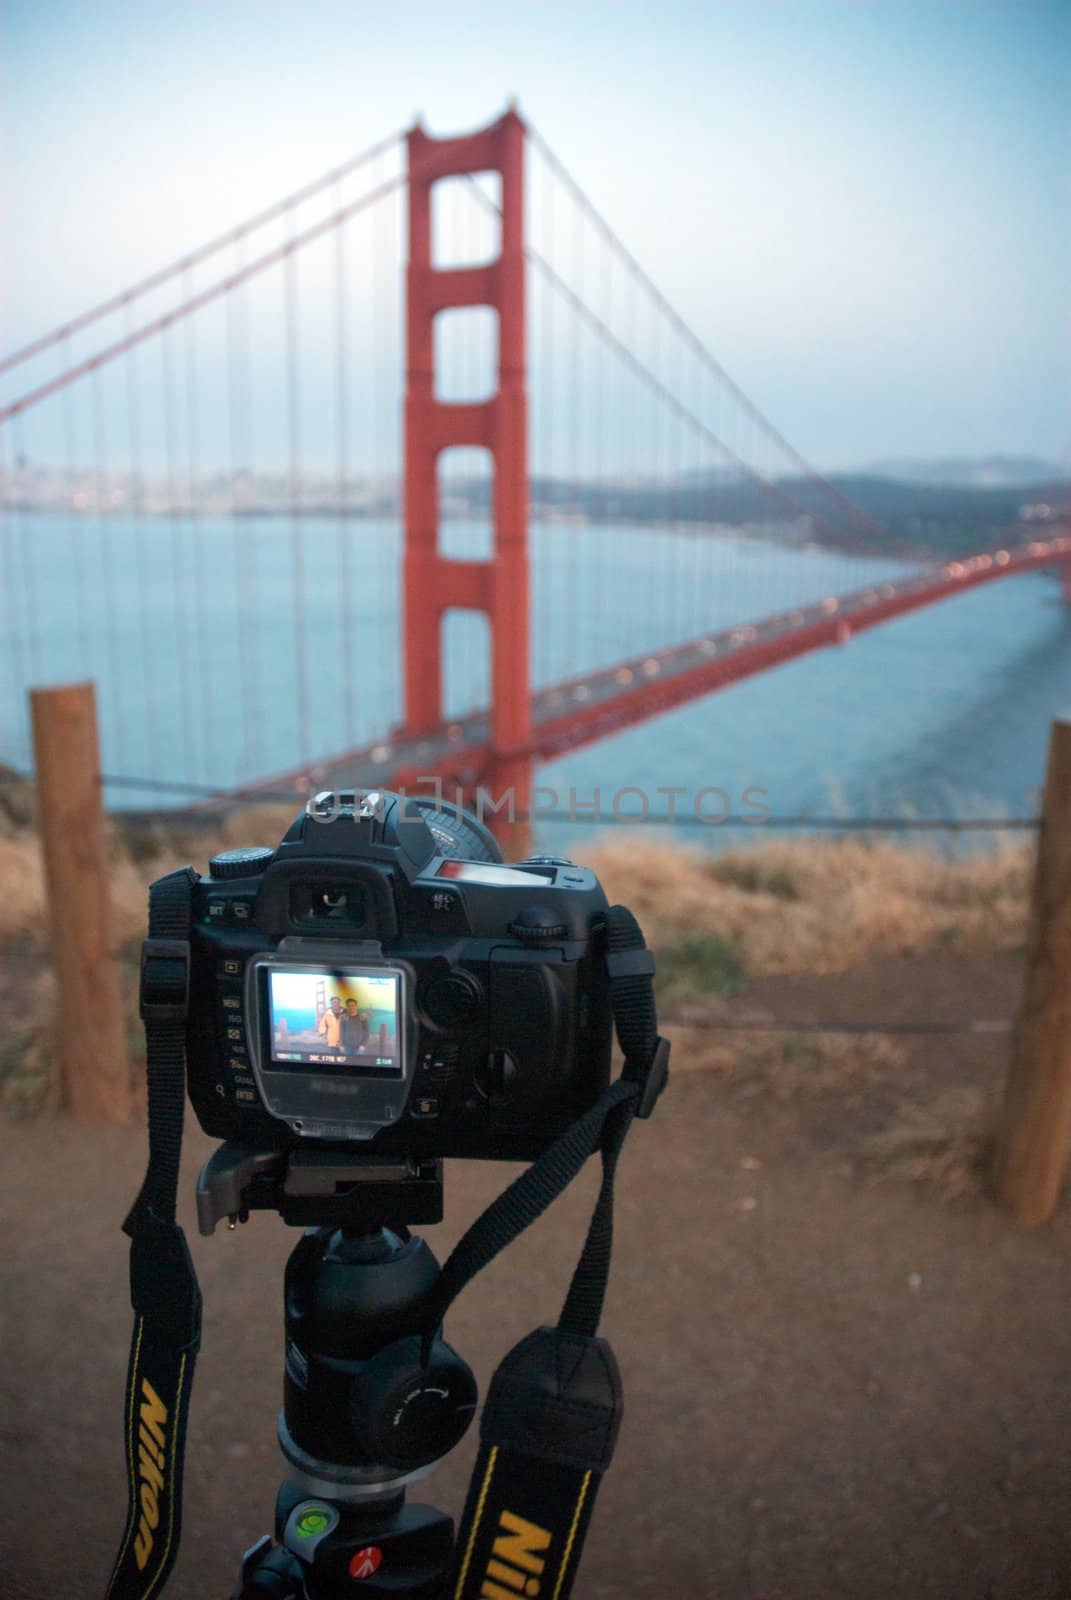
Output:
[295, 1508, 330, 1538]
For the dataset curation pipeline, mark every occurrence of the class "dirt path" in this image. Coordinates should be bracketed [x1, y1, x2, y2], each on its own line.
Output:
[3, 951, 1071, 1600]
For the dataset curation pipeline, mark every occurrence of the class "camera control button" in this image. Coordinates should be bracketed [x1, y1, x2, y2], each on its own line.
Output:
[477, 1049, 518, 1104]
[509, 906, 568, 944]
[219, 958, 243, 978]
[209, 846, 274, 880]
[422, 971, 482, 1028]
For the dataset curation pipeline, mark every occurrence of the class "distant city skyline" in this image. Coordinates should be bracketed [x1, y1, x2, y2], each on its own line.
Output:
[1, 0, 1068, 473]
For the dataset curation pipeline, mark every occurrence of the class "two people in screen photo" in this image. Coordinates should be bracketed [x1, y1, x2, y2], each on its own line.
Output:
[317, 994, 370, 1055]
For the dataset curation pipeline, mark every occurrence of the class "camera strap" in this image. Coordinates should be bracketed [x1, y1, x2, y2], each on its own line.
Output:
[423, 904, 670, 1600]
[106, 868, 201, 1600]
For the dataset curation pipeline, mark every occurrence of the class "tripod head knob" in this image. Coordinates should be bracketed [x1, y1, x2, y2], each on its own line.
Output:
[349, 1335, 477, 1470]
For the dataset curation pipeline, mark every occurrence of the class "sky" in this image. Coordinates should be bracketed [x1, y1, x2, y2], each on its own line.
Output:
[1, 0, 1068, 474]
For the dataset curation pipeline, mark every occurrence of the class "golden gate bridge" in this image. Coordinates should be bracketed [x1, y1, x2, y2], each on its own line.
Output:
[1, 107, 1067, 817]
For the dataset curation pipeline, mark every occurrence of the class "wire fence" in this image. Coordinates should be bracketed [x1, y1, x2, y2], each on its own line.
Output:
[0, 763, 1042, 834]
[683, 1018, 1014, 1036]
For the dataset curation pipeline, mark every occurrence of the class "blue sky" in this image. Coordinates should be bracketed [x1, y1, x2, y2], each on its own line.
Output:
[1, 0, 1068, 472]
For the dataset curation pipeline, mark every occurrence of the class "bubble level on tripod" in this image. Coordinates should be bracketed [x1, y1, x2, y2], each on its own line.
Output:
[294, 1506, 332, 1538]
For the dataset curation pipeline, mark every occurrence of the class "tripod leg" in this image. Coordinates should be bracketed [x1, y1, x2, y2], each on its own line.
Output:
[232, 1534, 304, 1599]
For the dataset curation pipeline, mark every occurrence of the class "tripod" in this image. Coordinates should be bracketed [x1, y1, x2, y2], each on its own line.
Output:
[196, 1147, 475, 1600]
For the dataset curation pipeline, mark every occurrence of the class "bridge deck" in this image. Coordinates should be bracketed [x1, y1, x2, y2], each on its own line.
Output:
[223, 533, 1070, 808]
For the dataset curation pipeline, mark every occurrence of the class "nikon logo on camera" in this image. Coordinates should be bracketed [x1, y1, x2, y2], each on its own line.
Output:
[133, 1377, 169, 1571]
[478, 1509, 552, 1598]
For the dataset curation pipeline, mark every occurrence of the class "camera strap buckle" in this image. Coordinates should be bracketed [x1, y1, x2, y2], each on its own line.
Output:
[623, 1034, 670, 1119]
[140, 937, 191, 1023]
[604, 946, 655, 981]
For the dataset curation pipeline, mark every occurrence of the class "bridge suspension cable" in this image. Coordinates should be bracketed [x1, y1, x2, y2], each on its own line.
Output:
[0, 125, 409, 797]
[0, 172, 407, 426]
[0, 130, 403, 380]
[465, 173, 919, 564]
[526, 123, 895, 549]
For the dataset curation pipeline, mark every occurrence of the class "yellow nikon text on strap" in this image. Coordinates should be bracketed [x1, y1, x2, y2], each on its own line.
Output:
[479, 1509, 552, 1598]
[134, 1378, 170, 1571]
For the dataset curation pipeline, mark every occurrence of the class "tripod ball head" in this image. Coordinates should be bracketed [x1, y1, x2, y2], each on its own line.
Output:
[350, 1335, 477, 1470]
[283, 1223, 476, 1480]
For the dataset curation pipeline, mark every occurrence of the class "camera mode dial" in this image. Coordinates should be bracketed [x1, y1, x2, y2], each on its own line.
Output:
[209, 845, 275, 879]
[509, 905, 568, 945]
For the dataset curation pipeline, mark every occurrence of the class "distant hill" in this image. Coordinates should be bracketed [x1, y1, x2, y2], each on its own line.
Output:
[446, 458, 1070, 560]
[858, 455, 1064, 489]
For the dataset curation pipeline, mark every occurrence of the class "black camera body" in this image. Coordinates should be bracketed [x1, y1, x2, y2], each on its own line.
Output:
[181, 791, 614, 1163]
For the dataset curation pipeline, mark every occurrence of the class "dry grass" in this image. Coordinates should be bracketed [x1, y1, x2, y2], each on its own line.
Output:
[0, 822, 152, 950]
[860, 1085, 999, 1202]
[0, 810, 1032, 970]
[663, 1010, 909, 1098]
[0, 801, 307, 952]
[0, 965, 60, 1119]
[582, 833, 1031, 979]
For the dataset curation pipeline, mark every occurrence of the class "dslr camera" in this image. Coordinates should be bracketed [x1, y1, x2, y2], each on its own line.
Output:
[177, 790, 614, 1167]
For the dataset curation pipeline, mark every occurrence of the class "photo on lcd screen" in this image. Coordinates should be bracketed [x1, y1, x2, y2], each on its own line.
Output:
[268, 969, 401, 1069]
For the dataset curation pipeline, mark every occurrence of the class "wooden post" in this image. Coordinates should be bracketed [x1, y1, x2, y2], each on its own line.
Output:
[993, 715, 1071, 1224]
[30, 682, 130, 1121]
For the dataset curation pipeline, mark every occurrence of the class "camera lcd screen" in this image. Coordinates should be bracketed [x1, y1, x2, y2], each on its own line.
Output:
[266, 967, 403, 1075]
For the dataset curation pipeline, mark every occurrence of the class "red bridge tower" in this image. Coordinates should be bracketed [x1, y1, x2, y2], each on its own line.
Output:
[403, 109, 531, 820]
